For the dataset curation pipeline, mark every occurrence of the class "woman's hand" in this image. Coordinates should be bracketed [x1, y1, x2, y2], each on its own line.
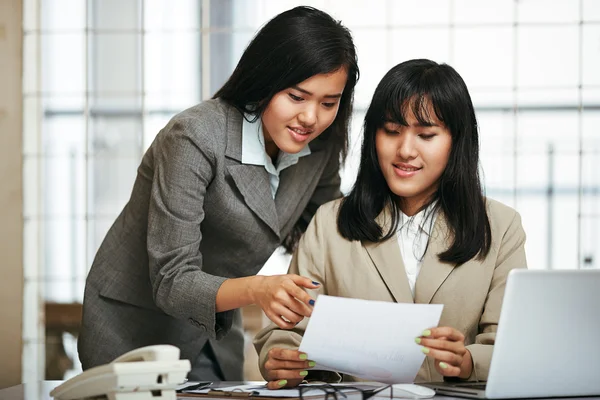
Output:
[416, 327, 473, 379]
[249, 274, 319, 329]
[264, 348, 315, 389]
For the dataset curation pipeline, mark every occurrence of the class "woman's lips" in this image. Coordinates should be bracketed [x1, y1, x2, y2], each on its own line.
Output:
[287, 126, 313, 142]
[393, 163, 421, 178]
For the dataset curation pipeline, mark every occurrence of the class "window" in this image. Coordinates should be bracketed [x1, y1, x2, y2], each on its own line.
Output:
[22, 0, 600, 382]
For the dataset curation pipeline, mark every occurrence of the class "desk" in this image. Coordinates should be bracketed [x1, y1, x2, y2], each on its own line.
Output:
[0, 381, 61, 400]
[1, 382, 599, 400]
[0, 382, 264, 400]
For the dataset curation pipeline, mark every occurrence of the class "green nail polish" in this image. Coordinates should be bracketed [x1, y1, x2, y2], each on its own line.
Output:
[421, 347, 430, 354]
[439, 362, 448, 369]
[278, 380, 287, 386]
[308, 361, 316, 367]
[422, 329, 431, 336]
[299, 354, 308, 360]
[415, 338, 421, 344]
[299, 371, 308, 377]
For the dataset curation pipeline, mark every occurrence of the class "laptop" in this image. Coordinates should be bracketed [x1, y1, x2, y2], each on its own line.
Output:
[422, 269, 600, 399]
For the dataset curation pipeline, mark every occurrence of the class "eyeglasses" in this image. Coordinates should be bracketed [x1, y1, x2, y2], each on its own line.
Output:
[298, 384, 395, 400]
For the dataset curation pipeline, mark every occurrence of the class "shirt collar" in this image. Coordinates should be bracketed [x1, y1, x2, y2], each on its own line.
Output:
[241, 114, 311, 168]
[398, 201, 438, 235]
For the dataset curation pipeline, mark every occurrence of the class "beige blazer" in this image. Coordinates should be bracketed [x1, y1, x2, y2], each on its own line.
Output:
[254, 197, 527, 383]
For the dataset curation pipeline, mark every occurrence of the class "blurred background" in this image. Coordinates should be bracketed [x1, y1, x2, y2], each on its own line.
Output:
[0, 0, 599, 388]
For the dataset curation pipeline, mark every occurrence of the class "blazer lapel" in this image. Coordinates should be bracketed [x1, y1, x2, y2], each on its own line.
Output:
[227, 165, 280, 237]
[414, 214, 455, 304]
[224, 107, 280, 238]
[275, 147, 328, 232]
[363, 209, 414, 304]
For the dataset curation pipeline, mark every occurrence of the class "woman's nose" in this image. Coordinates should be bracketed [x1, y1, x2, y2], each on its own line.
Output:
[397, 135, 417, 159]
[298, 104, 317, 127]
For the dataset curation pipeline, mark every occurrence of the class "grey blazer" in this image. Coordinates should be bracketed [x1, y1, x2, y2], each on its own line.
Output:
[78, 99, 342, 380]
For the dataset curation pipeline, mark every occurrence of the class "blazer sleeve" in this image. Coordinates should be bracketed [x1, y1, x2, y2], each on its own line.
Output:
[254, 204, 341, 383]
[146, 115, 233, 340]
[466, 211, 528, 381]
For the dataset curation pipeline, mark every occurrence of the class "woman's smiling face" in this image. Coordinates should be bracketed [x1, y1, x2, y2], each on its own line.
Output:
[260, 68, 348, 158]
[376, 99, 452, 216]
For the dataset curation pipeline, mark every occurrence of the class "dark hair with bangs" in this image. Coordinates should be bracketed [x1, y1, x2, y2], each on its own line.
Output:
[213, 6, 359, 162]
[338, 59, 491, 265]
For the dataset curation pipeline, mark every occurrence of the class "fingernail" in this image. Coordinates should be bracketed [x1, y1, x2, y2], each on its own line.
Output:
[299, 371, 308, 377]
[422, 329, 431, 336]
[312, 281, 320, 285]
[421, 347, 430, 354]
[308, 361, 316, 367]
[278, 380, 287, 386]
[299, 353, 308, 360]
[308, 299, 315, 306]
[439, 362, 448, 369]
[414, 338, 421, 344]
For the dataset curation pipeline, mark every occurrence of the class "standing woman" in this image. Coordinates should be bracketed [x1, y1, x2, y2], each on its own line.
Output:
[78, 6, 359, 381]
[255, 59, 527, 388]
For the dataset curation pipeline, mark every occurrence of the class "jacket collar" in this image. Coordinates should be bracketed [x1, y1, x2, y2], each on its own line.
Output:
[363, 205, 455, 304]
[224, 104, 330, 238]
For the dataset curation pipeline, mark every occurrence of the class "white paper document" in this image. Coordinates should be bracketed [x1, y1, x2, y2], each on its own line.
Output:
[298, 295, 444, 384]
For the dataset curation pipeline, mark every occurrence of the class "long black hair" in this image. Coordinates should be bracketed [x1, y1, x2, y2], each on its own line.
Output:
[213, 6, 359, 162]
[338, 59, 491, 265]
[214, 6, 359, 253]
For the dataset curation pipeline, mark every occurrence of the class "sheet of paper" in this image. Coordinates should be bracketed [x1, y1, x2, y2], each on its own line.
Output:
[298, 295, 444, 384]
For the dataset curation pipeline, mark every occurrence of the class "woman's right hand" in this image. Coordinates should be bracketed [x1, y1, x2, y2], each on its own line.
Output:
[264, 348, 315, 389]
[249, 274, 319, 329]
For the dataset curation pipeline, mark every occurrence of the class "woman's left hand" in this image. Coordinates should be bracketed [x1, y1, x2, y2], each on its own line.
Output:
[416, 327, 473, 379]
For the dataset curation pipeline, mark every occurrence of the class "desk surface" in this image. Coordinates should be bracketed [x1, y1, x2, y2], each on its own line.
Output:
[0, 381, 61, 400]
[2, 381, 599, 400]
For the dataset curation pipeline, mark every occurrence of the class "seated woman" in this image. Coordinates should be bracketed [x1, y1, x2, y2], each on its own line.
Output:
[254, 59, 527, 388]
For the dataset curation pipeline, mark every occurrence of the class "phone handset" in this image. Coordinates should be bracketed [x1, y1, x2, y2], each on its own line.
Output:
[50, 344, 191, 400]
[112, 344, 180, 363]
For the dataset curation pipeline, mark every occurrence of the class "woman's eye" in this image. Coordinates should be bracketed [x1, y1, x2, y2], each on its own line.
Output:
[288, 93, 303, 101]
[322, 102, 336, 108]
[419, 134, 436, 140]
[384, 128, 399, 135]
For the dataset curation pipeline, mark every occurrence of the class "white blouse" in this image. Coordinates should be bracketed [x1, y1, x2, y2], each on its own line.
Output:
[396, 204, 438, 298]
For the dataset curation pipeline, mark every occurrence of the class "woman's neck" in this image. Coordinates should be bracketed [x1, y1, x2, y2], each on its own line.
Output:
[265, 141, 279, 164]
[261, 121, 279, 163]
[399, 202, 421, 217]
[398, 192, 436, 216]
